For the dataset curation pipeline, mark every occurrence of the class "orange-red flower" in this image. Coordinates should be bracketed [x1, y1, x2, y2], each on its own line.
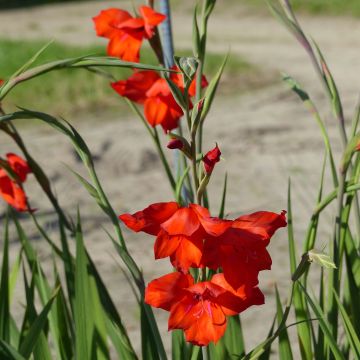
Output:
[120, 202, 230, 272]
[112, 68, 208, 132]
[0, 153, 32, 212]
[202, 211, 287, 289]
[145, 272, 264, 346]
[203, 144, 221, 174]
[93, 6, 166, 62]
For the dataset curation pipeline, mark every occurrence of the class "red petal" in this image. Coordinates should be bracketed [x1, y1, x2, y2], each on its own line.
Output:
[6, 153, 30, 182]
[154, 230, 181, 259]
[183, 302, 227, 346]
[188, 74, 209, 97]
[139, 6, 166, 38]
[221, 247, 260, 288]
[146, 78, 170, 97]
[111, 70, 159, 103]
[144, 96, 169, 127]
[233, 211, 287, 244]
[161, 208, 200, 236]
[119, 201, 179, 235]
[0, 176, 28, 212]
[201, 237, 222, 269]
[211, 273, 264, 315]
[145, 272, 193, 311]
[93, 8, 132, 38]
[107, 32, 142, 62]
[170, 234, 203, 272]
[190, 204, 232, 236]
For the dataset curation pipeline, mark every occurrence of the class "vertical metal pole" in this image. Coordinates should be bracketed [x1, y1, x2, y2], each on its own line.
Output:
[159, 0, 175, 67]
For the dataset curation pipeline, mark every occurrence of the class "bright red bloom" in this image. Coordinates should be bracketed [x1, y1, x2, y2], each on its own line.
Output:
[145, 272, 264, 346]
[0, 153, 32, 212]
[93, 6, 166, 62]
[202, 211, 287, 289]
[203, 144, 221, 174]
[112, 67, 208, 132]
[120, 202, 231, 272]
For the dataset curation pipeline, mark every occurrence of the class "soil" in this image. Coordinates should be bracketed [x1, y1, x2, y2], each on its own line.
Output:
[1, 1, 360, 357]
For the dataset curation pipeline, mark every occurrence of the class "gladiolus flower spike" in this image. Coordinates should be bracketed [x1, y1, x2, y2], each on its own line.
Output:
[119, 202, 286, 345]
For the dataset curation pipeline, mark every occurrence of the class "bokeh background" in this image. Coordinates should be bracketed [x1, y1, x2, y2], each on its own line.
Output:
[1, 0, 360, 356]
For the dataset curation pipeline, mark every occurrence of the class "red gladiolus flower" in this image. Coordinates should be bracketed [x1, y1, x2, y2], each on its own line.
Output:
[202, 211, 287, 289]
[0, 153, 32, 212]
[112, 67, 208, 132]
[203, 144, 221, 174]
[120, 202, 231, 272]
[145, 272, 264, 346]
[93, 6, 166, 62]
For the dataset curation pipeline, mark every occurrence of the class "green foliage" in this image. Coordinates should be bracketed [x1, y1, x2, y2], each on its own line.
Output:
[0, 38, 260, 117]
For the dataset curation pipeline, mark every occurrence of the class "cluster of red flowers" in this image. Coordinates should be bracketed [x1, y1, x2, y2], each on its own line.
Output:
[119, 202, 286, 345]
[0, 153, 32, 212]
[112, 69, 208, 132]
[93, 5, 208, 133]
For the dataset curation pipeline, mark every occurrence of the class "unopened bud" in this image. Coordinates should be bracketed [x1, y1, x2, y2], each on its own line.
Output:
[167, 138, 184, 150]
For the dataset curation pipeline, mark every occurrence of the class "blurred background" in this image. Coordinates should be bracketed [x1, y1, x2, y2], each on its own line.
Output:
[1, 0, 360, 355]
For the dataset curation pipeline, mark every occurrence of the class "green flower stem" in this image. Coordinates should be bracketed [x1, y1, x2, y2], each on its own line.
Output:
[125, 99, 176, 192]
[196, 0, 208, 154]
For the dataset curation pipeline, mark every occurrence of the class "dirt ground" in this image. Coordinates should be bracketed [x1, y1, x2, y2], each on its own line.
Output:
[1, 1, 360, 357]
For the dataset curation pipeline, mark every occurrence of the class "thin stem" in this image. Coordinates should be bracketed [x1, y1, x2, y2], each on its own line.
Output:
[126, 99, 176, 191]
[153, 128, 176, 191]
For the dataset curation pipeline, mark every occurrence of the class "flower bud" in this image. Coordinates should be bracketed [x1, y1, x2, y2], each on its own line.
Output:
[203, 144, 221, 174]
[167, 138, 184, 150]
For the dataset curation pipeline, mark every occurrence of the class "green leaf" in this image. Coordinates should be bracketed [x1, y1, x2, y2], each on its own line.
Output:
[105, 316, 138, 360]
[333, 290, 360, 359]
[298, 283, 345, 360]
[10, 40, 54, 78]
[313, 41, 344, 123]
[171, 330, 188, 360]
[221, 314, 245, 358]
[140, 302, 160, 360]
[176, 165, 191, 204]
[258, 315, 276, 360]
[74, 213, 109, 360]
[165, 77, 187, 110]
[192, 5, 200, 57]
[218, 173, 228, 219]
[275, 286, 293, 360]
[201, 53, 228, 122]
[308, 249, 337, 269]
[0, 56, 172, 100]
[0, 212, 10, 342]
[0, 340, 26, 360]
[283, 75, 338, 187]
[19, 289, 59, 358]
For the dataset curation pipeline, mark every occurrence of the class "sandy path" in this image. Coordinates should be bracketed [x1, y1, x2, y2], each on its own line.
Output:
[1, 1, 360, 357]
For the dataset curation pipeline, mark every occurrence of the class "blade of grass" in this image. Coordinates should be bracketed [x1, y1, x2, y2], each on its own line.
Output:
[275, 286, 293, 360]
[333, 290, 360, 359]
[298, 283, 344, 360]
[0, 211, 10, 343]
